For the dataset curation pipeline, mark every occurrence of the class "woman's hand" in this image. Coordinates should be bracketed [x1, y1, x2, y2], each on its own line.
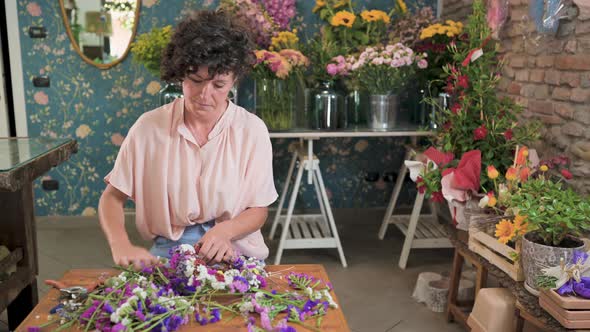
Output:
[111, 241, 159, 269]
[197, 223, 234, 263]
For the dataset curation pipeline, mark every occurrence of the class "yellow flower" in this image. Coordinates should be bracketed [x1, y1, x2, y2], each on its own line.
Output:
[361, 10, 389, 23]
[495, 219, 516, 244]
[540, 165, 549, 172]
[313, 0, 326, 13]
[506, 167, 518, 181]
[331, 10, 356, 28]
[333, 0, 348, 8]
[513, 214, 529, 236]
[271, 30, 299, 50]
[396, 0, 407, 14]
[487, 192, 497, 207]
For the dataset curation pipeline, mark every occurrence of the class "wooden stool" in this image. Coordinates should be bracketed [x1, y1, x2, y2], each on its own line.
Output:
[447, 239, 488, 329]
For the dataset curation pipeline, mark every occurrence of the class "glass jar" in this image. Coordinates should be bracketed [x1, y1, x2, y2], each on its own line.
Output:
[255, 77, 296, 130]
[346, 89, 368, 128]
[309, 81, 344, 130]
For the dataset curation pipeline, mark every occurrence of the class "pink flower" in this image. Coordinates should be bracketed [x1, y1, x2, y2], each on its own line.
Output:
[450, 103, 461, 114]
[473, 124, 488, 140]
[561, 169, 573, 180]
[33, 91, 48, 105]
[326, 63, 339, 76]
[371, 57, 384, 65]
[111, 133, 125, 146]
[417, 59, 428, 69]
[26, 2, 41, 16]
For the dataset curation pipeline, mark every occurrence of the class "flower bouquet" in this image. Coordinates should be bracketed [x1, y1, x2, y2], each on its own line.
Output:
[28, 245, 338, 332]
[252, 48, 309, 130]
[130, 25, 172, 77]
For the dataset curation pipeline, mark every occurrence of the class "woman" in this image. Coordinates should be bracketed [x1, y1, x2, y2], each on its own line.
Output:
[98, 10, 277, 269]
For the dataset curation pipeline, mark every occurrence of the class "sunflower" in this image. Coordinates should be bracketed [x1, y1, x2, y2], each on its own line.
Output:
[313, 0, 326, 13]
[361, 10, 389, 23]
[331, 10, 356, 28]
[495, 219, 516, 244]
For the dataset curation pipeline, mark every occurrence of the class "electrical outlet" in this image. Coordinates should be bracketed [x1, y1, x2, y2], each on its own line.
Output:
[32, 76, 50, 87]
[42, 179, 59, 191]
[364, 171, 380, 182]
[28, 26, 47, 38]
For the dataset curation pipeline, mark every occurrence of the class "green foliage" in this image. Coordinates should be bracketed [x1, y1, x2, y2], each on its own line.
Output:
[423, 0, 540, 194]
[511, 177, 590, 247]
[536, 275, 558, 290]
[303, 38, 345, 84]
[130, 25, 172, 77]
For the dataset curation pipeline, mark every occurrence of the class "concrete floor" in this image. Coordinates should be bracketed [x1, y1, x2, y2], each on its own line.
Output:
[1, 209, 540, 331]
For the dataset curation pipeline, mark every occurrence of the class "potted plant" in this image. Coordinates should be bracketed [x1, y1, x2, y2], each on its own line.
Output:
[510, 166, 590, 294]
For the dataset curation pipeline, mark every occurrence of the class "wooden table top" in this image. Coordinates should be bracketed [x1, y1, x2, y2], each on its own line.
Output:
[16, 264, 350, 332]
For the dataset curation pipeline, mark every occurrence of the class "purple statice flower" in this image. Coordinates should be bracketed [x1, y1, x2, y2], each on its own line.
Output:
[151, 304, 168, 314]
[232, 256, 245, 269]
[274, 318, 297, 332]
[247, 316, 256, 332]
[80, 304, 98, 322]
[111, 323, 126, 332]
[256, 274, 267, 288]
[27, 327, 40, 332]
[209, 308, 221, 323]
[141, 266, 154, 274]
[231, 276, 249, 293]
[195, 312, 208, 326]
[261, 0, 296, 29]
[103, 302, 114, 314]
[104, 287, 114, 293]
[260, 308, 273, 330]
[164, 314, 184, 331]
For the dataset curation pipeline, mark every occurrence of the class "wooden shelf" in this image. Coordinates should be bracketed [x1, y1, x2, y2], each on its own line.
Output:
[0, 247, 23, 276]
[0, 266, 35, 313]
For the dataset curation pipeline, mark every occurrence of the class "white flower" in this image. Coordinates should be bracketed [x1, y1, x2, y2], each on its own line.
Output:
[178, 244, 195, 254]
[255, 292, 265, 300]
[322, 290, 338, 308]
[239, 301, 254, 313]
[211, 281, 226, 290]
[305, 287, 313, 298]
[188, 276, 195, 287]
[478, 195, 489, 209]
[110, 312, 120, 323]
[121, 317, 132, 326]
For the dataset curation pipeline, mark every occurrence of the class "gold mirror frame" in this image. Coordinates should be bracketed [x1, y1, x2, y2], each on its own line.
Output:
[58, 0, 141, 69]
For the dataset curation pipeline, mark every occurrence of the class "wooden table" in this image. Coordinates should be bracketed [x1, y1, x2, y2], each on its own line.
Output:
[446, 227, 571, 332]
[0, 137, 77, 330]
[16, 264, 350, 332]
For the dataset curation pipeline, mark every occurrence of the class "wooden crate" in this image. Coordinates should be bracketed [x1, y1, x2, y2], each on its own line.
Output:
[468, 226, 524, 281]
[540, 290, 590, 329]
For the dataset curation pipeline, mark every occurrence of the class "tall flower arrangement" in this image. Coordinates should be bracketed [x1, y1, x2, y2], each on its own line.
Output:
[219, 0, 277, 49]
[417, 0, 540, 202]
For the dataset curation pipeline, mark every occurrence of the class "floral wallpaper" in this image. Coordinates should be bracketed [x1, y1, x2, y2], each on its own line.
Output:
[18, 0, 434, 216]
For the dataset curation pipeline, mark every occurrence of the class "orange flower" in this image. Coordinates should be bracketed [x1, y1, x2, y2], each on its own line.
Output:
[487, 165, 499, 179]
[516, 146, 529, 166]
[513, 214, 528, 235]
[519, 167, 531, 182]
[506, 167, 517, 181]
[495, 219, 516, 244]
[487, 192, 497, 207]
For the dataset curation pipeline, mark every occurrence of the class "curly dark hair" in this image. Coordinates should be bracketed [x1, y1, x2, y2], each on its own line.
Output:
[161, 10, 255, 82]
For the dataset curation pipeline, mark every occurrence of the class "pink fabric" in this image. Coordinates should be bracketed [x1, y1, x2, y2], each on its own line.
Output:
[105, 98, 278, 259]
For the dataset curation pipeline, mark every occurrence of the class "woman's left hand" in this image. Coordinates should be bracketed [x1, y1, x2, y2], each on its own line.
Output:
[197, 222, 234, 263]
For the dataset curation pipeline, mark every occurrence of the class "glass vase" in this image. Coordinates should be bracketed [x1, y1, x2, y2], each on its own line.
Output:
[159, 82, 183, 106]
[309, 81, 344, 130]
[345, 90, 368, 128]
[369, 93, 399, 130]
[255, 77, 295, 130]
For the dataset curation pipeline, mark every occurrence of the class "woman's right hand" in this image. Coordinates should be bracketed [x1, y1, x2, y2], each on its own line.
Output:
[111, 241, 159, 269]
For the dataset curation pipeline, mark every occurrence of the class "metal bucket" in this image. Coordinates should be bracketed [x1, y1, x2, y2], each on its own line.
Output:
[369, 94, 399, 129]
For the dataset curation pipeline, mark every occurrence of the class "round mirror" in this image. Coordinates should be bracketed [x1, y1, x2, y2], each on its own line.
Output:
[59, 0, 140, 69]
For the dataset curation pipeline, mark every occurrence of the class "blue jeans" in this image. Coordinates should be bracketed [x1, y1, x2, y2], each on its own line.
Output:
[149, 220, 214, 258]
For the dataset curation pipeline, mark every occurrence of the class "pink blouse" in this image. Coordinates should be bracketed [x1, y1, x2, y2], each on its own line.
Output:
[105, 98, 278, 259]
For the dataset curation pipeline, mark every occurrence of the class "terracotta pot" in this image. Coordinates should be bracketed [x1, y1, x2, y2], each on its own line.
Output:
[521, 231, 585, 295]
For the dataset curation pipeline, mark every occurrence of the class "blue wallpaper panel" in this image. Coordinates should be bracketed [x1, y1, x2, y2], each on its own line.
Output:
[17, 0, 434, 216]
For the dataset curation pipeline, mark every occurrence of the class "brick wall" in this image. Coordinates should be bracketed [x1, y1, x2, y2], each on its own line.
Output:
[442, 0, 590, 194]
